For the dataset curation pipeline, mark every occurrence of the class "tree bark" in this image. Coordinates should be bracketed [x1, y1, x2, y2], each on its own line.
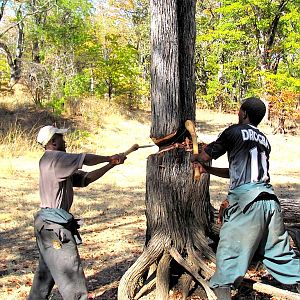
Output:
[280, 198, 300, 251]
[118, 1, 217, 300]
[0, 6, 25, 87]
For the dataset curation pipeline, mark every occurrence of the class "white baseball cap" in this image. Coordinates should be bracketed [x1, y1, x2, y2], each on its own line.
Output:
[37, 125, 68, 146]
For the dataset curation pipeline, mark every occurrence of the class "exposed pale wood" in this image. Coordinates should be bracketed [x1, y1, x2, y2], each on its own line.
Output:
[185, 120, 201, 180]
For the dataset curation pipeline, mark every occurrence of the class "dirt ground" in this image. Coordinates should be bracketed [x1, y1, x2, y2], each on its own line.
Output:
[0, 107, 299, 300]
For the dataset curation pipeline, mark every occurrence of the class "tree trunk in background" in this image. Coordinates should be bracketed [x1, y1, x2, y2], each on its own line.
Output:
[256, 0, 289, 123]
[118, 1, 217, 300]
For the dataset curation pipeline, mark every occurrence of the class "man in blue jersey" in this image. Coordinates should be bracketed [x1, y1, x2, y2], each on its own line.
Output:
[193, 97, 300, 299]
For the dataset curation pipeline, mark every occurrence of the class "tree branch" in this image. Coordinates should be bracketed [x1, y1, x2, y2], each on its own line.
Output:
[266, 0, 289, 50]
[0, 0, 54, 38]
[0, 41, 13, 67]
[242, 278, 300, 300]
[0, 0, 8, 22]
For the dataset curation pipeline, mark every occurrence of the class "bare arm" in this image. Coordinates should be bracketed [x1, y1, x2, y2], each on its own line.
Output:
[198, 149, 211, 163]
[201, 165, 229, 178]
[83, 154, 111, 165]
[192, 149, 212, 164]
[193, 149, 229, 178]
[83, 153, 127, 185]
[83, 153, 126, 166]
[85, 162, 116, 185]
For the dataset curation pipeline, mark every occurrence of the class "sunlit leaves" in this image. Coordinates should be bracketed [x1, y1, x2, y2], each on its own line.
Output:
[195, 0, 300, 116]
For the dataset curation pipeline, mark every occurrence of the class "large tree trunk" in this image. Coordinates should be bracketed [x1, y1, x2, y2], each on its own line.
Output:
[118, 1, 217, 300]
[0, 6, 25, 87]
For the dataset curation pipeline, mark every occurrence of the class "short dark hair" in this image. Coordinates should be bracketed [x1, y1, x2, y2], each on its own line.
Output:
[241, 97, 266, 126]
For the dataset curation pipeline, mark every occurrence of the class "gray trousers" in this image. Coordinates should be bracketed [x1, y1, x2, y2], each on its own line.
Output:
[28, 217, 88, 300]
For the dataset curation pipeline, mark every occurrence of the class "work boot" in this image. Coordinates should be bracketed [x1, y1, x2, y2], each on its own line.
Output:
[213, 287, 232, 300]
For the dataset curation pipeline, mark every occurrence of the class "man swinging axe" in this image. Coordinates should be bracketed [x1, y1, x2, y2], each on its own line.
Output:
[28, 125, 136, 300]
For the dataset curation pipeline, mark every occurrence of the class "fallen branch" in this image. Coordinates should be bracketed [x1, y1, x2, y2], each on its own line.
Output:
[134, 277, 156, 300]
[242, 279, 300, 300]
[169, 247, 217, 300]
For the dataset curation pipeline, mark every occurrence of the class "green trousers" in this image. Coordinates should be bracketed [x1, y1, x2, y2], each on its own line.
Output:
[210, 199, 300, 288]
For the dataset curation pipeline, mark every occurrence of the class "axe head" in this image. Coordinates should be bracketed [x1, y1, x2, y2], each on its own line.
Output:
[138, 144, 156, 148]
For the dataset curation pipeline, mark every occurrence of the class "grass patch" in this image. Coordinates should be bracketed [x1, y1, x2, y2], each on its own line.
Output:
[0, 95, 130, 156]
[0, 121, 38, 157]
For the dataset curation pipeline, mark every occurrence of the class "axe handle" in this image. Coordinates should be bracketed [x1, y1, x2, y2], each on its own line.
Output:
[185, 120, 201, 180]
[110, 144, 139, 164]
[124, 144, 139, 156]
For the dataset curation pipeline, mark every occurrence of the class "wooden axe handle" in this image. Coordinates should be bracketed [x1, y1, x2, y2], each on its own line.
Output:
[185, 120, 201, 180]
[124, 144, 139, 156]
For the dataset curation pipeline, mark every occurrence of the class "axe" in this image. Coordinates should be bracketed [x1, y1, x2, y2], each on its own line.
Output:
[123, 143, 155, 156]
[110, 144, 155, 164]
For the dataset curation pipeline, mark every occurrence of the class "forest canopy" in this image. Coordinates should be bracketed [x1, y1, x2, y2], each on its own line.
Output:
[0, 0, 299, 124]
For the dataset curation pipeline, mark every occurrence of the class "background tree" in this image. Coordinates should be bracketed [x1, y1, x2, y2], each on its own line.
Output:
[0, 0, 299, 129]
[195, 0, 300, 127]
[87, 1, 149, 108]
[0, 0, 26, 86]
[118, 1, 217, 299]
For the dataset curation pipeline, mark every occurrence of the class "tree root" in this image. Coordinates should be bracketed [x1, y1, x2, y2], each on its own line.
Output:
[118, 234, 165, 300]
[134, 263, 158, 299]
[169, 247, 217, 300]
[134, 277, 156, 300]
[192, 230, 216, 262]
[156, 252, 172, 300]
[178, 246, 199, 300]
[147, 263, 157, 280]
[118, 235, 217, 300]
[187, 246, 214, 279]
[179, 273, 193, 300]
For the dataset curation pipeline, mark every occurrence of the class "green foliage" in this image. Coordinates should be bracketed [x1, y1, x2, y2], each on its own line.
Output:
[46, 96, 66, 115]
[63, 73, 90, 98]
[40, 0, 92, 48]
[46, 72, 90, 115]
[195, 0, 300, 114]
[0, 57, 10, 84]
[266, 72, 300, 92]
[1, 0, 299, 120]
[67, 128, 90, 151]
[79, 2, 150, 108]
